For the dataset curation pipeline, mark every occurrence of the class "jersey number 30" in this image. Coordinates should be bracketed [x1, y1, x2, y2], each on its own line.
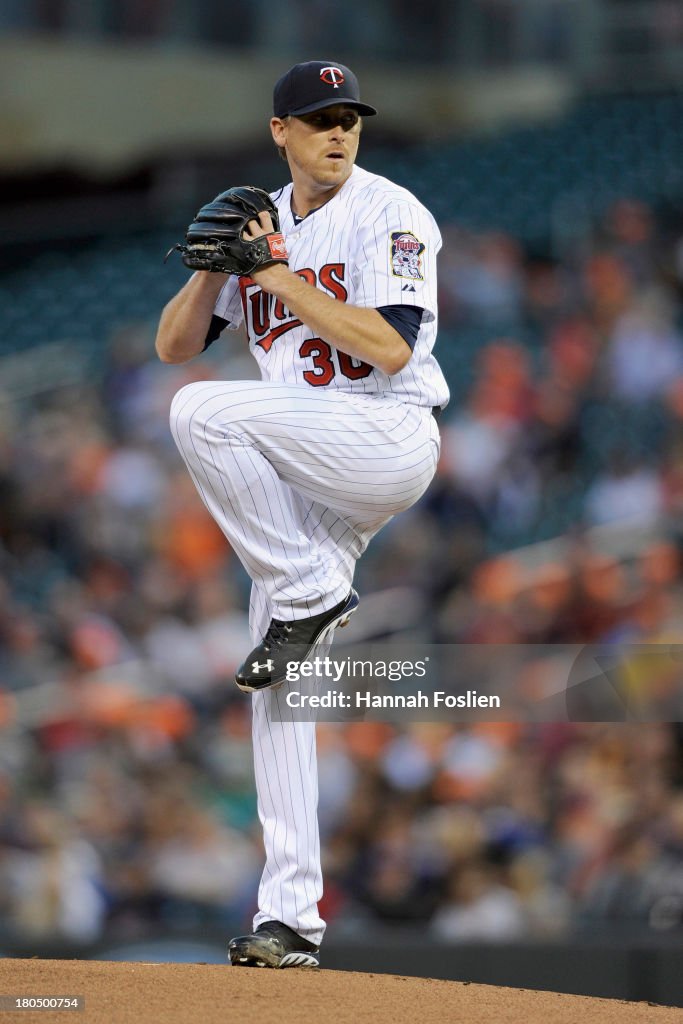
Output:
[299, 338, 373, 387]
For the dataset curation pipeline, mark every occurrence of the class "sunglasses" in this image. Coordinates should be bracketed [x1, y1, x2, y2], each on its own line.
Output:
[295, 109, 360, 132]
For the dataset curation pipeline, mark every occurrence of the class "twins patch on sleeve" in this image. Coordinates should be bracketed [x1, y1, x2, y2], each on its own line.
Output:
[390, 231, 426, 280]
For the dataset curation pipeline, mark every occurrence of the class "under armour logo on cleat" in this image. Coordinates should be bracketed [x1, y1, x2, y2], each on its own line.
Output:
[252, 659, 275, 674]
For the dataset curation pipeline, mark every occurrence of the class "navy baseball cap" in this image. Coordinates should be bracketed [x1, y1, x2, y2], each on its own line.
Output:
[273, 61, 377, 118]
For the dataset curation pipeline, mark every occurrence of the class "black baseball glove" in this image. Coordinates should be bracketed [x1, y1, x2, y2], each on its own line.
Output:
[167, 186, 288, 276]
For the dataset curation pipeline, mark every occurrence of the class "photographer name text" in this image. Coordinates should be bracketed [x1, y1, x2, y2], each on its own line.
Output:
[285, 690, 501, 710]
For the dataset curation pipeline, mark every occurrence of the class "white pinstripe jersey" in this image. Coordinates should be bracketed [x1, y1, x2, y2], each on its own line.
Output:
[213, 165, 450, 410]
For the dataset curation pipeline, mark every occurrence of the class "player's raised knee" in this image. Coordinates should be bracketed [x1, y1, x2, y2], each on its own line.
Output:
[170, 381, 251, 442]
[169, 381, 210, 437]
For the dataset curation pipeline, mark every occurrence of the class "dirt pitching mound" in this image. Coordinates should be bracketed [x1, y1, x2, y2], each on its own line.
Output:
[0, 957, 679, 1024]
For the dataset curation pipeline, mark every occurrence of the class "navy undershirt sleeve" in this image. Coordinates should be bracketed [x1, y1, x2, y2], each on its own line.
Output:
[202, 314, 228, 351]
[376, 305, 424, 351]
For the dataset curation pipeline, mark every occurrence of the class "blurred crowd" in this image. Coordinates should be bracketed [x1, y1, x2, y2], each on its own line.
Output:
[4, 0, 682, 77]
[1, 195, 683, 947]
[0, 0, 578, 66]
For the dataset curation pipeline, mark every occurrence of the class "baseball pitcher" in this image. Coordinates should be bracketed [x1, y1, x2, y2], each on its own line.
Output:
[156, 60, 449, 968]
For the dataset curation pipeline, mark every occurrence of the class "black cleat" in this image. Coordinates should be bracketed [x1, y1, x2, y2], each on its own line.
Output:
[228, 920, 320, 969]
[235, 589, 359, 693]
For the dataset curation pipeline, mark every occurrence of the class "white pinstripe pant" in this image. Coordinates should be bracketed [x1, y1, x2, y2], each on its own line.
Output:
[170, 380, 440, 944]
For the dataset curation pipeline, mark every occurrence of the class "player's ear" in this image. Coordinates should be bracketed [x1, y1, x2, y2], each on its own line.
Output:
[270, 116, 287, 147]
[270, 117, 289, 162]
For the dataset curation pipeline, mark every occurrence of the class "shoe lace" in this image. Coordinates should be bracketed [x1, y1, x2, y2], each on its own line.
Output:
[263, 620, 293, 650]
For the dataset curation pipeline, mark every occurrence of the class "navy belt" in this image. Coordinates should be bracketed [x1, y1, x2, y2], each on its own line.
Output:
[432, 406, 442, 421]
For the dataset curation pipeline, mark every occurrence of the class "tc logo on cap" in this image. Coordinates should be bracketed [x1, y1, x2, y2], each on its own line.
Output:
[320, 66, 345, 88]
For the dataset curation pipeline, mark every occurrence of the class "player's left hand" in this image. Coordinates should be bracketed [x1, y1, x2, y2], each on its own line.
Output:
[243, 212, 289, 287]
[243, 211, 276, 240]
